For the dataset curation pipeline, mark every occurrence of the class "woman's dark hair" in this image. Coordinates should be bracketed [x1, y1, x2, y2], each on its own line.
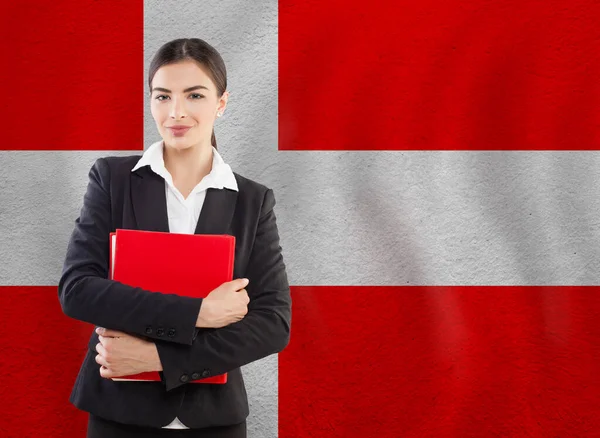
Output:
[148, 38, 227, 149]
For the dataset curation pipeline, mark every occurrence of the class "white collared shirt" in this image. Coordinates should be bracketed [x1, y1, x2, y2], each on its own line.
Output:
[131, 140, 238, 429]
[132, 140, 238, 235]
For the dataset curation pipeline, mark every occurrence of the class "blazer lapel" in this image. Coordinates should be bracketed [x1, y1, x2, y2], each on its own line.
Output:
[195, 187, 238, 235]
[131, 167, 170, 232]
[132, 166, 238, 235]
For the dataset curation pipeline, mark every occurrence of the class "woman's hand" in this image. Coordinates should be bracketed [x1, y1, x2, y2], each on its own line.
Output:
[94, 327, 163, 379]
[196, 278, 250, 328]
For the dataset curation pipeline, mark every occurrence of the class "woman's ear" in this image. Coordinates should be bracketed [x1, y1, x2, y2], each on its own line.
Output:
[216, 91, 229, 117]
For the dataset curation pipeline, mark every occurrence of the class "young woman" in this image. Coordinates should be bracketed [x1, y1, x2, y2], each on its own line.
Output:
[58, 38, 291, 438]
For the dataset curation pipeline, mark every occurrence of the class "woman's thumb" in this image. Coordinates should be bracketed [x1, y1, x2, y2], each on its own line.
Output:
[233, 278, 249, 289]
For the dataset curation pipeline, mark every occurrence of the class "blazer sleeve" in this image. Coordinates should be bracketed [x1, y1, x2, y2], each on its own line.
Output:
[58, 158, 203, 346]
[154, 188, 292, 391]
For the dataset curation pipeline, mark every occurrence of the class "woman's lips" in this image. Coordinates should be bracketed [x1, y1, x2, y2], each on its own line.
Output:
[168, 127, 191, 137]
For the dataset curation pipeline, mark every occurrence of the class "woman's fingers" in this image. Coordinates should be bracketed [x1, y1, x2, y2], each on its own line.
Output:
[99, 365, 113, 379]
[96, 347, 114, 379]
[95, 353, 109, 368]
[95, 342, 108, 357]
[96, 327, 126, 337]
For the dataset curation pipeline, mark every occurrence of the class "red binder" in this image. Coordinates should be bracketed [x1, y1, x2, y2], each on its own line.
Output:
[107, 228, 234, 384]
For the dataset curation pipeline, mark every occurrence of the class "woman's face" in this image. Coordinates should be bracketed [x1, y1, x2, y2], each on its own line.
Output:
[150, 60, 228, 151]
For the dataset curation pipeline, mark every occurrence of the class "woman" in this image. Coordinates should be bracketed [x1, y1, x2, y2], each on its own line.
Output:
[58, 38, 291, 437]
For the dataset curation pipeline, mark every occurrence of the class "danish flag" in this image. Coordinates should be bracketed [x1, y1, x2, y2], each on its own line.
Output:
[1, 1, 599, 437]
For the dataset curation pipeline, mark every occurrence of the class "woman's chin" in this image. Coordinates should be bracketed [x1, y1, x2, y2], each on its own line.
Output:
[163, 139, 194, 151]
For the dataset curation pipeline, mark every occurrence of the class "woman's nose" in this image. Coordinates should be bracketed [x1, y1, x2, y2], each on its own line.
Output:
[169, 97, 187, 119]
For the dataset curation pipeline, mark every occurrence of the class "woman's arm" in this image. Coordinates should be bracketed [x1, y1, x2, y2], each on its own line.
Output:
[58, 158, 203, 346]
[154, 188, 292, 391]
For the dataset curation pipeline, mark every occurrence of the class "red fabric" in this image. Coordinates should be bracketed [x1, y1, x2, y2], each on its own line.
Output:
[0, 287, 91, 437]
[279, 286, 600, 436]
[0, 0, 143, 151]
[279, 0, 600, 150]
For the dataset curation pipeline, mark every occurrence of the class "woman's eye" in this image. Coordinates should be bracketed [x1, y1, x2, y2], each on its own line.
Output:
[154, 94, 203, 101]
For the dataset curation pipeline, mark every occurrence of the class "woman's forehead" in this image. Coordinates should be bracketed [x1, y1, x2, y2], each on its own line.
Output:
[152, 61, 213, 89]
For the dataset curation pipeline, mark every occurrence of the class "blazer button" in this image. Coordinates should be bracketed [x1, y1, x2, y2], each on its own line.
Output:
[180, 374, 189, 383]
[145, 326, 153, 335]
[201, 370, 210, 378]
[167, 328, 176, 338]
[191, 372, 200, 380]
[156, 327, 165, 336]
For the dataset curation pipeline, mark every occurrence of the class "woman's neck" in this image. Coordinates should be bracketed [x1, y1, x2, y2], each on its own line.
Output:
[163, 140, 213, 189]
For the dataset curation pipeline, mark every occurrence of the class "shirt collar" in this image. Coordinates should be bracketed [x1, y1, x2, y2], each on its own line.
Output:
[132, 140, 238, 192]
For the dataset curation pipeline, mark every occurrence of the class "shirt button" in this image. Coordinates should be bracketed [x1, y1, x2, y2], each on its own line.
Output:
[191, 372, 200, 380]
[145, 326, 153, 335]
[156, 327, 165, 336]
[201, 370, 210, 378]
[167, 328, 176, 338]
[180, 374, 189, 383]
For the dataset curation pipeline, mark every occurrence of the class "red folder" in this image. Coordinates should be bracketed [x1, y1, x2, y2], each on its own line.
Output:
[107, 228, 234, 384]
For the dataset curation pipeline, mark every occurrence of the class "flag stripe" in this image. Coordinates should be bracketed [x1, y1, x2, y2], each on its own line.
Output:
[279, 286, 600, 437]
[0, 287, 91, 436]
[0, 150, 136, 285]
[3, 151, 600, 286]
[142, 2, 280, 436]
[271, 151, 600, 286]
[279, 0, 600, 151]
[0, 0, 144, 151]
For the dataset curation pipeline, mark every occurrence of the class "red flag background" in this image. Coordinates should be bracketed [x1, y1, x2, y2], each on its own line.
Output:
[279, 0, 600, 150]
[1, 1, 599, 437]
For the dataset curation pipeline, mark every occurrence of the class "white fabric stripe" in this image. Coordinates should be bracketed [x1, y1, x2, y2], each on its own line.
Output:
[4, 151, 599, 287]
[143, 1, 280, 436]
[0, 150, 136, 285]
[269, 151, 600, 286]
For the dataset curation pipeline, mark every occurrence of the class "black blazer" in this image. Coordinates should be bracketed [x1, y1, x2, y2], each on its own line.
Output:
[58, 155, 291, 429]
